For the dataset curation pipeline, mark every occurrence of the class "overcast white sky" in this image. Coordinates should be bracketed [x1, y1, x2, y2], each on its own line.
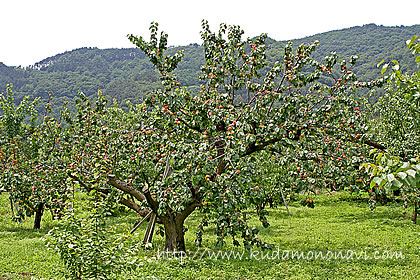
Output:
[0, 0, 419, 67]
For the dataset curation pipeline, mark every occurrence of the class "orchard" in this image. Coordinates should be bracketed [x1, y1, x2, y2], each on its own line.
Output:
[0, 21, 418, 269]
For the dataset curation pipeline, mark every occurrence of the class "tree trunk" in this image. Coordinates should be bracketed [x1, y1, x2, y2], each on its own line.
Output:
[33, 203, 44, 229]
[161, 214, 186, 252]
[376, 193, 388, 204]
[10, 197, 15, 218]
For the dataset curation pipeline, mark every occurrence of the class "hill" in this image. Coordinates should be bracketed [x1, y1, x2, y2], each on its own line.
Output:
[0, 23, 419, 110]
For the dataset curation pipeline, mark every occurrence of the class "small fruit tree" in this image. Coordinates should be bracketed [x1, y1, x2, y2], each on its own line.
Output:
[361, 35, 419, 221]
[0, 88, 70, 228]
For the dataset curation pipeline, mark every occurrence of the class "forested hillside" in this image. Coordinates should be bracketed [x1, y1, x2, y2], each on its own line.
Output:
[1, 23, 419, 109]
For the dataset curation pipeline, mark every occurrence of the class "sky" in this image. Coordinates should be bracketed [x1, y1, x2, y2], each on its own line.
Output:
[0, 0, 419, 67]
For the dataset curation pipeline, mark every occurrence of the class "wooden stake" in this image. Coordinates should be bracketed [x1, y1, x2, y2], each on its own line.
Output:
[279, 184, 291, 216]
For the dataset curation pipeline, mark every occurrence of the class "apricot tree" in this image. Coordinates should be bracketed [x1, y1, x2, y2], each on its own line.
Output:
[0, 88, 70, 228]
[60, 21, 388, 252]
[361, 35, 419, 221]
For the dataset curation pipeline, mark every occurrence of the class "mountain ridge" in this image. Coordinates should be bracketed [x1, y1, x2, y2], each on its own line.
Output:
[17, 23, 420, 69]
[0, 23, 419, 109]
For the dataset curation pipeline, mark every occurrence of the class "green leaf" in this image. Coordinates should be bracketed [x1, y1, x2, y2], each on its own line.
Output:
[401, 177, 411, 187]
[391, 178, 403, 188]
[405, 175, 416, 187]
[386, 173, 396, 182]
[392, 64, 400, 71]
[406, 169, 416, 178]
[384, 181, 392, 192]
[397, 171, 407, 180]
[379, 175, 387, 187]
[381, 63, 388, 74]
[377, 59, 384, 68]
[369, 149, 378, 156]
[370, 177, 383, 188]
[401, 162, 410, 169]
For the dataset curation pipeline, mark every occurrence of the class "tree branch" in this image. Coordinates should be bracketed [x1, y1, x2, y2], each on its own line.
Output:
[107, 174, 146, 202]
[361, 139, 386, 151]
[68, 172, 149, 216]
[241, 136, 283, 157]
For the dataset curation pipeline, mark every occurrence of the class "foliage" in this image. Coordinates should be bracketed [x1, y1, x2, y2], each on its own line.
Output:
[373, 48, 419, 158]
[46, 196, 139, 280]
[406, 35, 420, 67]
[361, 35, 420, 220]
[361, 150, 419, 210]
[0, 86, 70, 228]
[0, 84, 38, 138]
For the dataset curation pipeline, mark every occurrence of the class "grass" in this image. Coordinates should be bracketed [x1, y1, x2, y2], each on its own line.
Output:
[0, 191, 419, 279]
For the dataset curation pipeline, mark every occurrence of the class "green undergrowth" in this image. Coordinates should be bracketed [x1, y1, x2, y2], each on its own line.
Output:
[0, 191, 418, 279]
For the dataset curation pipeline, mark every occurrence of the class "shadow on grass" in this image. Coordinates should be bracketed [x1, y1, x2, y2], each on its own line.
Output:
[335, 211, 415, 227]
[0, 226, 52, 240]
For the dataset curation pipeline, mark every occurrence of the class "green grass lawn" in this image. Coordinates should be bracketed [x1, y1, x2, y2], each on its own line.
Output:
[0, 191, 418, 279]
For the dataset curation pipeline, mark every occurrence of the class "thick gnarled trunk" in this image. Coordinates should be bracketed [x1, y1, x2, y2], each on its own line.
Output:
[106, 174, 201, 251]
[161, 214, 186, 252]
